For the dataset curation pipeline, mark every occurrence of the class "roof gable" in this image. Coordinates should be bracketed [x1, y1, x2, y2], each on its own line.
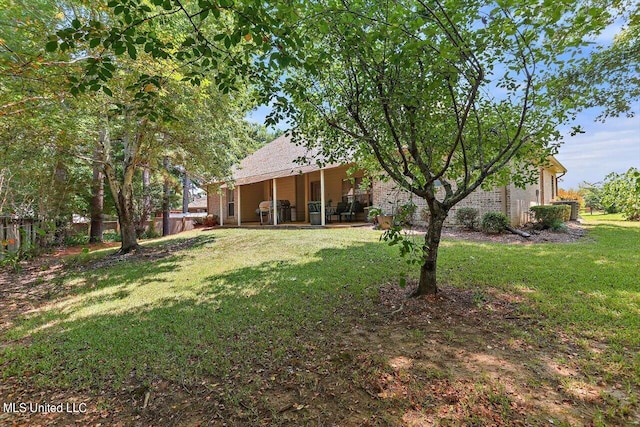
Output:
[231, 134, 346, 185]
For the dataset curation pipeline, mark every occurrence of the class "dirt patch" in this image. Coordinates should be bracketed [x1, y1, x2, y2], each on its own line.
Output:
[427, 220, 587, 244]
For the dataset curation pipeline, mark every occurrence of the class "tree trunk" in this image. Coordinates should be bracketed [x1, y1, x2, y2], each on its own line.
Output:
[135, 166, 151, 237]
[182, 171, 190, 214]
[89, 145, 104, 243]
[162, 156, 171, 237]
[116, 188, 139, 253]
[413, 210, 447, 296]
[99, 117, 142, 254]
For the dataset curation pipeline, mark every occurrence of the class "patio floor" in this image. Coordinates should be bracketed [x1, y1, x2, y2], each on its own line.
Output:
[218, 221, 371, 230]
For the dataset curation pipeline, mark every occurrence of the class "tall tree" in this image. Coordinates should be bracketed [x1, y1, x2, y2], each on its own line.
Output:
[270, 0, 613, 295]
[41, 1, 261, 253]
[89, 141, 105, 243]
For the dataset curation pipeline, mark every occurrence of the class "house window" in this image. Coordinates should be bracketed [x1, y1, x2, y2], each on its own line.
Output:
[310, 181, 321, 201]
[227, 189, 235, 217]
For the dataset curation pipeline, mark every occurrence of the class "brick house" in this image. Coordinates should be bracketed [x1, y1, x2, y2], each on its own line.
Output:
[206, 134, 567, 227]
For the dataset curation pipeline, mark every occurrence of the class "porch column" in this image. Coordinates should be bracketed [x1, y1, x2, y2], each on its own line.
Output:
[320, 169, 326, 226]
[304, 173, 310, 222]
[272, 178, 278, 225]
[237, 185, 242, 226]
[219, 193, 224, 226]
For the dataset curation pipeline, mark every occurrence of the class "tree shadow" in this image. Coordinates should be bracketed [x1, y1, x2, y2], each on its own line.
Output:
[1, 226, 637, 425]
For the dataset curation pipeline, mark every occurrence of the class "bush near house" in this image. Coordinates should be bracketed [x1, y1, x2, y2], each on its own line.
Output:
[203, 214, 220, 227]
[531, 205, 570, 228]
[455, 207, 479, 230]
[481, 212, 509, 234]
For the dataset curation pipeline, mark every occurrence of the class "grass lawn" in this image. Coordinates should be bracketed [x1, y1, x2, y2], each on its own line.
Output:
[1, 220, 638, 426]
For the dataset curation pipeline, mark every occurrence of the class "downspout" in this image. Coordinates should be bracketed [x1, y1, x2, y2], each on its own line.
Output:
[539, 167, 545, 205]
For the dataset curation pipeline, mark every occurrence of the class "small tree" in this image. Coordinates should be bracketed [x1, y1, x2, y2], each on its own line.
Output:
[481, 212, 509, 234]
[579, 183, 605, 214]
[601, 168, 640, 221]
[276, 0, 612, 295]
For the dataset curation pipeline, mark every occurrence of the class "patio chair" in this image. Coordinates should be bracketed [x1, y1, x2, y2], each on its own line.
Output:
[256, 201, 272, 225]
[339, 200, 363, 222]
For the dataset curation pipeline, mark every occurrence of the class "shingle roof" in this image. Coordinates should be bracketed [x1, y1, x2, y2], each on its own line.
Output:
[188, 196, 208, 209]
[230, 134, 339, 186]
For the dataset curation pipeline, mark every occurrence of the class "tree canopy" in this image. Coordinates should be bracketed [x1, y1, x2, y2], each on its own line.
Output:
[1, 0, 268, 252]
[268, 0, 615, 294]
[7, 0, 635, 280]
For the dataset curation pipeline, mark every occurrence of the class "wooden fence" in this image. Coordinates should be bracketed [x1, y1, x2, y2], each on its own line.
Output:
[1, 215, 196, 259]
[0, 216, 46, 255]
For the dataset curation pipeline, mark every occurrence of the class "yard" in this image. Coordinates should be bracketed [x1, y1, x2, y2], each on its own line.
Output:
[1, 217, 639, 426]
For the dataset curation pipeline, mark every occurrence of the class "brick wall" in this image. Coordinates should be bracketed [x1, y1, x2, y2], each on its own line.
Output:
[372, 180, 505, 227]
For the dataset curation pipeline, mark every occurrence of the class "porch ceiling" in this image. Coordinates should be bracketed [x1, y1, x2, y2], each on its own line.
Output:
[234, 165, 320, 186]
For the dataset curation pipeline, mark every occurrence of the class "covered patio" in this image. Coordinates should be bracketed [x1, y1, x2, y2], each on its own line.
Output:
[206, 135, 372, 227]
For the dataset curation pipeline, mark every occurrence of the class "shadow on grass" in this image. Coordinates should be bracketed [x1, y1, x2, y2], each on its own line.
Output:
[0, 225, 637, 425]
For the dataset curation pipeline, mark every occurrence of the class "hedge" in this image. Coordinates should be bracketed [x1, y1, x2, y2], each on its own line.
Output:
[530, 205, 570, 228]
[455, 207, 479, 230]
[481, 212, 509, 234]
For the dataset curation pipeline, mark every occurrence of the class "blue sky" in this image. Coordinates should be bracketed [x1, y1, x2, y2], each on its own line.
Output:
[556, 111, 640, 189]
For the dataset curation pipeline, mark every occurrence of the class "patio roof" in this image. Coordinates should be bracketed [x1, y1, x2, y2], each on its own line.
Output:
[223, 134, 345, 186]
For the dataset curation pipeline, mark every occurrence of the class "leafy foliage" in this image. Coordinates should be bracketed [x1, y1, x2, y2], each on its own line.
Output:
[455, 207, 480, 231]
[530, 205, 570, 228]
[481, 212, 509, 234]
[557, 188, 584, 208]
[580, 183, 606, 213]
[555, 1, 639, 120]
[601, 167, 640, 221]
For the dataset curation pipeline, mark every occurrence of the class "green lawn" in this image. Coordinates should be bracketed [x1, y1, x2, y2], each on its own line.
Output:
[1, 221, 639, 425]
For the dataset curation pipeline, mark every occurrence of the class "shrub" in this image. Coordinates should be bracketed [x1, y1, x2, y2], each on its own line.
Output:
[455, 207, 479, 230]
[549, 218, 568, 232]
[64, 233, 89, 247]
[481, 212, 509, 234]
[530, 205, 570, 228]
[103, 231, 122, 242]
[203, 214, 219, 227]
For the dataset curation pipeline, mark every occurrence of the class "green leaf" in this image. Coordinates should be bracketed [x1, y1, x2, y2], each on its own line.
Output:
[45, 41, 58, 52]
[102, 86, 113, 96]
[127, 44, 137, 60]
[89, 38, 101, 49]
[72, 19, 81, 29]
